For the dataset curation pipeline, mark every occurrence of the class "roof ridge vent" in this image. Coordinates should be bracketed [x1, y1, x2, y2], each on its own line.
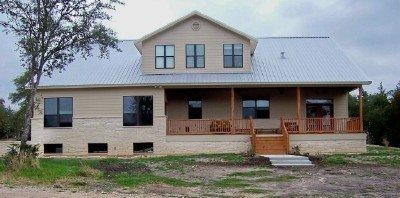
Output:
[280, 51, 286, 59]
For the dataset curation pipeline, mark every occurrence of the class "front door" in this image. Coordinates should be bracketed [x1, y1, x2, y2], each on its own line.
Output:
[306, 99, 334, 131]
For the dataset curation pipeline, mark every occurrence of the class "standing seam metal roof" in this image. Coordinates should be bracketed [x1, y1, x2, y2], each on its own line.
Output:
[39, 37, 370, 88]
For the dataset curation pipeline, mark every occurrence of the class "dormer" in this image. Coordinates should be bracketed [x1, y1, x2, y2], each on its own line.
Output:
[135, 11, 258, 74]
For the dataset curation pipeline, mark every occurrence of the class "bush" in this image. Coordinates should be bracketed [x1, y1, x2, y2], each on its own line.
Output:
[4, 142, 39, 170]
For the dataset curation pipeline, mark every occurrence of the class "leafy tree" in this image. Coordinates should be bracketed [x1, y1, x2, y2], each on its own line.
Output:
[0, 0, 123, 143]
[348, 93, 359, 117]
[386, 82, 400, 147]
[363, 83, 391, 145]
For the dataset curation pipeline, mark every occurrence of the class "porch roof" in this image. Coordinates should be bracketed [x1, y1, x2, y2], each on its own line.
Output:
[39, 37, 370, 89]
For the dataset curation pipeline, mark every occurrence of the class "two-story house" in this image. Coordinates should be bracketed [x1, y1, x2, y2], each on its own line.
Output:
[31, 11, 370, 156]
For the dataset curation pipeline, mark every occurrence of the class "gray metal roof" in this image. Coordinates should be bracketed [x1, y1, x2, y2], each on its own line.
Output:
[39, 37, 370, 88]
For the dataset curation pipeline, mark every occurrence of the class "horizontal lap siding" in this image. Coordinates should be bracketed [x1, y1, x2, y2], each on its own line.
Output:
[34, 87, 165, 118]
[141, 16, 252, 74]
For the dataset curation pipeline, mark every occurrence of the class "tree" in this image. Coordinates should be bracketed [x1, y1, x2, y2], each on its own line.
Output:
[348, 93, 359, 117]
[0, 0, 123, 143]
[363, 83, 391, 145]
[386, 81, 400, 147]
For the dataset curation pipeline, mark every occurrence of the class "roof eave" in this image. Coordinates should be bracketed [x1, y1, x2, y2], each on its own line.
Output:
[37, 81, 372, 90]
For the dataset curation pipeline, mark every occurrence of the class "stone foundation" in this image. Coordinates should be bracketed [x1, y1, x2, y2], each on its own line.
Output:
[289, 133, 367, 154]
[31, 117, 250, 156]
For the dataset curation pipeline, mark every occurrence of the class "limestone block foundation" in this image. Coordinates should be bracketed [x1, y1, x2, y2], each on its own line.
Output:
[31, 116, 250, 156]
[289, 133, 367, 154]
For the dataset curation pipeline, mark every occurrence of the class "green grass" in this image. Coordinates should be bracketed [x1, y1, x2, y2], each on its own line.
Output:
[213, 177, 250, 188]
[323, 155, 348, 165]
[9, 158, 100, 183]
[228, 169, 270, 177]
[114, 173, 200, 188]
[0, 153, 247, 188]
[322, 145, 400, 166]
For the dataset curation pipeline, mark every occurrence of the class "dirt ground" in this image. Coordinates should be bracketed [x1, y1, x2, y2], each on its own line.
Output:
[1, 163, 399, 198]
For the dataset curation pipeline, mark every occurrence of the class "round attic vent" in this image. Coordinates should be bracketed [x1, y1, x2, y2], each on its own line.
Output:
[192, 21, 200, 31]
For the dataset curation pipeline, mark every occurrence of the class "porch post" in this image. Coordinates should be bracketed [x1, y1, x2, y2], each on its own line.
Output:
[358, 86, 364, 131]
[230, 88, 235, 133]
[296, 87, 301, 131]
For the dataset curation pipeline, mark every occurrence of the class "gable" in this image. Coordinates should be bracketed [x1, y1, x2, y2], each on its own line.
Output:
[135, 11, 257, 54]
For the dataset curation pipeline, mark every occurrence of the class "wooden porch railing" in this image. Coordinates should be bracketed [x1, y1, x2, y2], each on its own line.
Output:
[280, 118, 290, 153]
[282, 117, 362, 133]
[167, 118, 252, 135]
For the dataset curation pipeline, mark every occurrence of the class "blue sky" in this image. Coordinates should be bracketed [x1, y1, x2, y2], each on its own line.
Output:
[1, 0, 399, 108]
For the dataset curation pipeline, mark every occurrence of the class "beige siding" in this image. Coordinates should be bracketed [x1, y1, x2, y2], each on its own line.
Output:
[141, 16, 252, 74]
[34, 87, 165, 118]
[166, 87, 351, 129]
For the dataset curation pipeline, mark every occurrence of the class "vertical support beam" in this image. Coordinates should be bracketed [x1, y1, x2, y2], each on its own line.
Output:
[296, 87, 301, 131]
[230, 88, 235, 133]
[358, 86, 364, 131]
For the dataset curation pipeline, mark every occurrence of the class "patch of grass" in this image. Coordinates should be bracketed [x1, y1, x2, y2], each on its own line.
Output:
[114, 172, 200, 188]
[213, 177, 250, 188]
[4, 158, 101, 184]
[0, 159, 6, 173]
[256, 175, 297, 182]
[241, 188, 269, 194]
[228, 169, 270, 177]
[322, 145, 400, 166]
[323, 155, 348, 165]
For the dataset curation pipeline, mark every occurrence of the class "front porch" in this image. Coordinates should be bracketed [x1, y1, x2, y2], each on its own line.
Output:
[164, 86, 365, 154]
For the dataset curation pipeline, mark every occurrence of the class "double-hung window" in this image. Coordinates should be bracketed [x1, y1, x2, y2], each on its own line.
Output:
[242, 99, 270, 119]
[186, 44, 205, 68]
[44, 97, 73, 127]
[223, 44, 243, 68]
[155, 45, 174, 69]
[123, 96, 153, 126]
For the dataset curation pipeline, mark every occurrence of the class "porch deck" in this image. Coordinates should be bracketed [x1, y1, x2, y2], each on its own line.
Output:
[167, 117, 363, 154]
[166, 117, 363, 135]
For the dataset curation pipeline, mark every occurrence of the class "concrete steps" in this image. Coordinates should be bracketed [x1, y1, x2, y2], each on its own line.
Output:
[261, 155, 314, 167]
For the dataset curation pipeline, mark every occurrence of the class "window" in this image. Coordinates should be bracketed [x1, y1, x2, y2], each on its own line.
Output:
[186, 44, 205, 68]
[44, 144, 63, 154]
[44, 97, 73, 127]
[123, 96, 153, 126]
[306, 99, 333, 118]
[88, 143, 108, 153]
[133, 142, 154, 153]
[242, 99, 270, 119]
[223, 44, 243, 68]
[155, 45, 174, 69]
[188, 100, 202, 119]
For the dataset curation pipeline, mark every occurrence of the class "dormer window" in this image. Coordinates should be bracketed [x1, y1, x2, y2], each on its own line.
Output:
[155, 45, 175, 69]
[186, 44, 205, 68]
[223, 44, 243, 68]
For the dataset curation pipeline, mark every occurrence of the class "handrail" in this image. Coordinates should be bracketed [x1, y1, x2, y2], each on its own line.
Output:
[282, 117, 362, 134]
[167, 118, 252, 135]
[280, 117, 290, 153]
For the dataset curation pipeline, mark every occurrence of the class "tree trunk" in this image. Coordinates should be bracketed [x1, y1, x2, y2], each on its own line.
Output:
[21, 91, 35, 143]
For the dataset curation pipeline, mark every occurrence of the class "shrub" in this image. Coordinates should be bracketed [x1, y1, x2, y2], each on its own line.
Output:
[4, 142, 39, 170]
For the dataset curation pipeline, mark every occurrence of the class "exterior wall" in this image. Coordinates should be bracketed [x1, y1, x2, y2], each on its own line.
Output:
[32, 87, 250, 155]
[141, 16, 252, 74]
[289, 133, 367, 154]
[166, 87, 351, 129]
[32, 87, 167, 155]
[31, 86, 358, 156]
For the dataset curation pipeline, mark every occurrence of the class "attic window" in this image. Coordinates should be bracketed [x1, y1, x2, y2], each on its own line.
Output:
[223, 44, 243, 68]
[155, 45, 175, 69]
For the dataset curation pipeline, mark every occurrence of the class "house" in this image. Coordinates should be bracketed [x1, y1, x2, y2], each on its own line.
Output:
[31, 11, 370, 156]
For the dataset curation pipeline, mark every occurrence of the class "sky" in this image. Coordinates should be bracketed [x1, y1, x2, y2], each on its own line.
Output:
[0, 0, 399, 108]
